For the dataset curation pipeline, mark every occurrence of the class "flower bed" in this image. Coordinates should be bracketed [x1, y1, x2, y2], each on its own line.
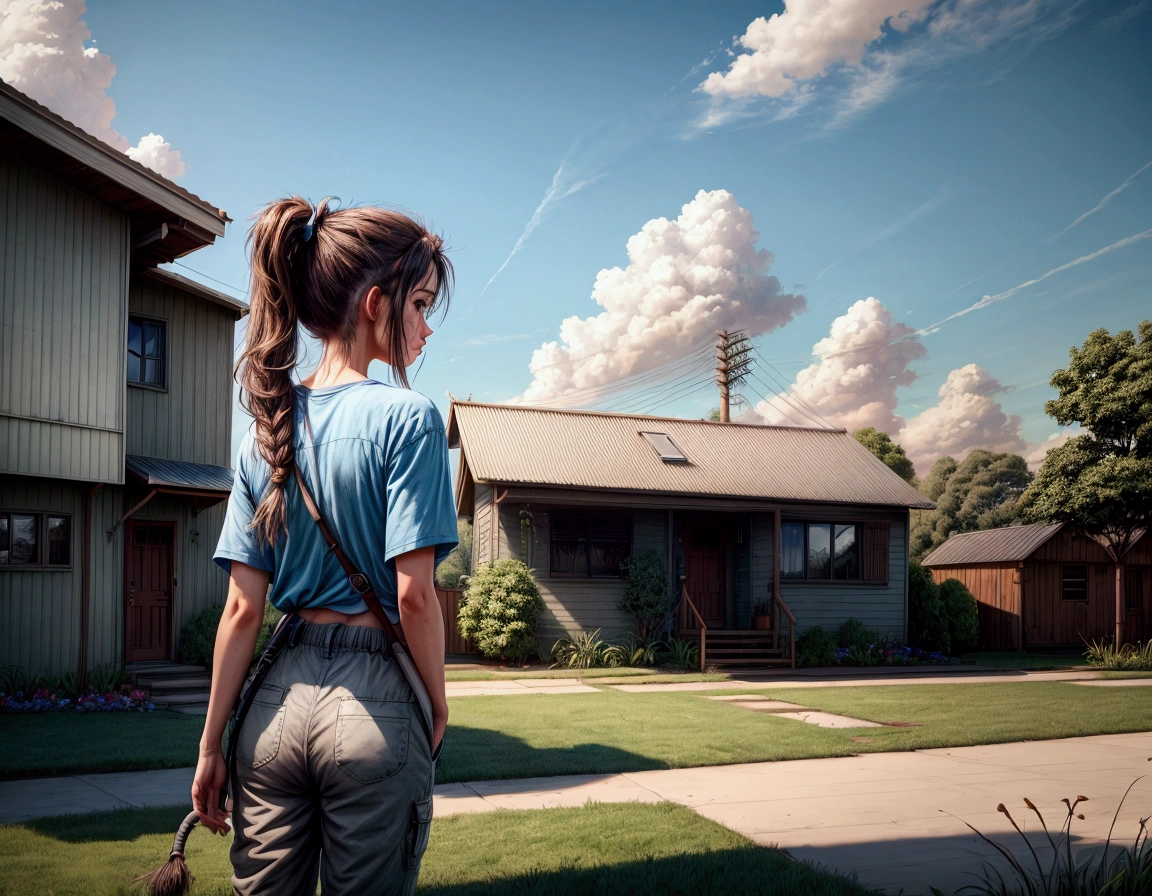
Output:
[1, 688, 155, 713]
[831, 645, 950, 666]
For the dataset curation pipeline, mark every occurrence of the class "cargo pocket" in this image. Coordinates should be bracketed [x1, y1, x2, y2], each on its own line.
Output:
[404, 797, 434, 872]
[236, 685, 286, 770]
[334, 698, 411, 784]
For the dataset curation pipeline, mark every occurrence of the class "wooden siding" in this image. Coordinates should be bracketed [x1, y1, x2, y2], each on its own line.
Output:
[0, 476, 83, 676]
[1030, 527, 1113, 564]
[755, 509, 908, 641]
[1023, 561, 1114, 647]
[929, 564, 1020, 650]
[473, 484, 492, 567]
[126, 276, 236, 466]
[0, 150, 128, 483]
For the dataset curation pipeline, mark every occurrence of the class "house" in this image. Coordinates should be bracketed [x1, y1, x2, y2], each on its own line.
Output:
[0, 79, 243, 679]
[446, 401, 934, 666]
[921, 523, 1152, 650]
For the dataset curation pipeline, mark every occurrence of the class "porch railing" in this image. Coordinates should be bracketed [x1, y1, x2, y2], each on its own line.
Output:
[678, 581, 708, 671]
[773, 591, 796, 669]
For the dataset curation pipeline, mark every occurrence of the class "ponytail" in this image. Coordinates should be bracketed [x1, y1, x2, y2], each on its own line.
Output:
[236, 197, 452, 547]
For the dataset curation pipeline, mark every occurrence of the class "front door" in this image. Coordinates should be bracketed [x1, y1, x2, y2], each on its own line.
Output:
[1125, 568, 1146, 643]
[124, 522, 174, 663]
[685, 522, 725, 628]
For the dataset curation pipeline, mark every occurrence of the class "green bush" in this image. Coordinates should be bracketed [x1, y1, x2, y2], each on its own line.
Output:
[457, 559, 544, 662]
[178, 605, 224, 668]
[664, 637, 700, 671]
[796, 626, 837, 668]
[908, 561, 949, 652]
[619, 550, 672, 640]
[551, 630, 615, 669]
[836, 618, 873, 651]
[939, 578, 979, 653]
[1085, 640, 1152, 670]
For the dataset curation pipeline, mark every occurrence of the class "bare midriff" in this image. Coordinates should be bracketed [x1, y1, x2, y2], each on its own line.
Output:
[296, 607, 387, 630]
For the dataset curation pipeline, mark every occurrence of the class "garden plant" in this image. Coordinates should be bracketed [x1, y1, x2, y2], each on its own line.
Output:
[457, 558, 545, 662]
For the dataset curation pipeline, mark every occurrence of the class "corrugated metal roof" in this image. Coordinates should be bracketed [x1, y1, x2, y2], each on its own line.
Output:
[126, 455, 233, 493]
[447, 402, 934, 508]
[141, 267, 248, 316]
[921, 523, 1064, 566]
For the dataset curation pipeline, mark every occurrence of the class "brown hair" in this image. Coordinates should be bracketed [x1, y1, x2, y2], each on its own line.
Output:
[237, 197, 453, 546]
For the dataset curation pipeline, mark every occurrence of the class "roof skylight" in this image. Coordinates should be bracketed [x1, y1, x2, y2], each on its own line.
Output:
[641, 432, 688, 464]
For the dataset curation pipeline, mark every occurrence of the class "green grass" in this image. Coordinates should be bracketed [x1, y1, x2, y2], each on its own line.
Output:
[444, 667, 728, 682]
[4, 681, 1151, 783]
[0, 803, 876, 896]
[957, 650, 1091, 671]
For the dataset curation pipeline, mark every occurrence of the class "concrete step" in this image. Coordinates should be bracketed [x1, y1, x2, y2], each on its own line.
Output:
[139, 676, 211, 691]
[127, 663, 206, 684]
[153, 692, 211, 705]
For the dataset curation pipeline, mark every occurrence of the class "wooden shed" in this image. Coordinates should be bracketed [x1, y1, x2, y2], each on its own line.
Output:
[922, 523, 1151, 650]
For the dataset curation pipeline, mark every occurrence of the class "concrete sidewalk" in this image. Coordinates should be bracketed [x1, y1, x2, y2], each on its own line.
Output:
[3, 733, 1149, 895]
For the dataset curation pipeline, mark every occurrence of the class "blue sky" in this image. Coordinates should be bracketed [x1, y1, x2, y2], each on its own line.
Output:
[59, 1, 1152, 472]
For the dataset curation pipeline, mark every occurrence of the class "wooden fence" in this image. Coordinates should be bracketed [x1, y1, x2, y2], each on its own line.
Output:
[436, 588, 477, 655]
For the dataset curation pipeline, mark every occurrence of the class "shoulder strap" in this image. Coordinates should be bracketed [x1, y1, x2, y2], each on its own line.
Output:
[292, 404, 406, 649]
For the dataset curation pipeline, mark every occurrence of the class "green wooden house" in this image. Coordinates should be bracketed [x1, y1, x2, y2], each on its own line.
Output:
[0, 80, 244, 678]
[447, 401, 934, 667]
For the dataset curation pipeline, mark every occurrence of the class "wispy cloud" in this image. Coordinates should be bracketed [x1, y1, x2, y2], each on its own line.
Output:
[816, 185, 952, 280]
[482, 160, 605, 294]
[920, 227, 1152, 333]
[1054, 159, 1152, 238]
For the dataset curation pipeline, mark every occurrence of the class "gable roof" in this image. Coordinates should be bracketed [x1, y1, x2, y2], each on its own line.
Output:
[0, 79, 228, 266]
[139, 267, 248, 317]
[921, 522, 1065, 567]
[447, 401, 934, 510]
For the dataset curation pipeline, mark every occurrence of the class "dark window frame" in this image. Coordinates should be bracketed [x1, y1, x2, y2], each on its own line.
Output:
[1061, 564, 1089, 602]
[780, 521, 864, 583]
[549, 509, 631, 579]
[127, 314, 168, 391]
[0, 510, 73, 570]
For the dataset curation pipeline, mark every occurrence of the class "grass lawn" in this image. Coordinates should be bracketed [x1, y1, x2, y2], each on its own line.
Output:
[445, 667, 728, 683]
[4, 681, 1150, 783]
[958, 650, 1090, 671]
[0, 803, 877, 896]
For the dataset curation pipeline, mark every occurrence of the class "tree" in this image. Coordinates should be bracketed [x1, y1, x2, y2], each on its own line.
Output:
[619, 549, 673, 640]
[1018, 320, 1152, 643]
[920, 456, 958, 501]
[853, 427, 916, 483]
[706, 407, 722, 422]
[910, 450, 1031, 561]
[435, 520, 473, 588]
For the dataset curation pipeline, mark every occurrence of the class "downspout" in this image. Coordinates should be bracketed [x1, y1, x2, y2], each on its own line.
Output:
[79, 482, 104, 691]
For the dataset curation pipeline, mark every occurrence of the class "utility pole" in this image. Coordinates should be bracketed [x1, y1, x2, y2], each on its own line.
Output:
[715, 329, 752, 422]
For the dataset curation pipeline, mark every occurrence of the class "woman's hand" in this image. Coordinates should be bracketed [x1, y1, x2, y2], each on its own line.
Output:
[191, 748, 230, 835]
[432, 706, 448, 752]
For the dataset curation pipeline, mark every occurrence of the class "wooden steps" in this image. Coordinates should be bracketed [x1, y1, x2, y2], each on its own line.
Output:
[684, 630, 792, 669]
[127, 661, 210, 715]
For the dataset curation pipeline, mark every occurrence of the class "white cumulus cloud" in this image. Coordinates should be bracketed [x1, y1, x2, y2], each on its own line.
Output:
[0, 0, 185, 179]
[519, 189, 806, 405]
[747, 297, 925, 431]
[898, 363, 1026, 472]
[1023, 425, 1080, 471]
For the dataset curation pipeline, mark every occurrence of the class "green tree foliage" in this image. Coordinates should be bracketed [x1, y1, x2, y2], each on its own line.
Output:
[938, 579, 979, 653]
[920, 456, 958, 502]
[435, 519, 473, 588]
[853, 427, 917, 483]
[910, 450, 1032, 561]
[706, 407, 722, 422]
[457, 559, 544, 661]
[1019, 321, 1152, 562]
[618, 549, 672, 640]
[908, 561, 948, 651]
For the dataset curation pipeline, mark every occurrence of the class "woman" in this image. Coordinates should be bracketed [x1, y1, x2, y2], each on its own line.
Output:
[193, 197, 457, 896]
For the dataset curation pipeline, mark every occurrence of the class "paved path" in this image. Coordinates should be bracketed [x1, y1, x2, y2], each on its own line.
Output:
[3, 733, 1149, 894]
[442, 668, 1122, 697]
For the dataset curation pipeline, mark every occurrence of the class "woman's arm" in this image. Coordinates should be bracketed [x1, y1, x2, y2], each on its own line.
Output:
[191, 561, 268, 834]
[395, 547, 447, 749]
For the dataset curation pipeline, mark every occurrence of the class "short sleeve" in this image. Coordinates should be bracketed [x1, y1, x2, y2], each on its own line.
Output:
[213, 448, 275, 574]
[384, 427, 459, 565]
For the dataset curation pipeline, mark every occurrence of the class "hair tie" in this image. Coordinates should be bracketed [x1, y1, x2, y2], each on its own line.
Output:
[302, 209, 318, 243]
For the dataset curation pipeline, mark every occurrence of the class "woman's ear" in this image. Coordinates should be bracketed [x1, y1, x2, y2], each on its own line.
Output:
[363, 285, 383, 322]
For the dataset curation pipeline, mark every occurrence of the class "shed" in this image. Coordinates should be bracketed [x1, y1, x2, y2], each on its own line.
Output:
[922, 523, 1152, 649]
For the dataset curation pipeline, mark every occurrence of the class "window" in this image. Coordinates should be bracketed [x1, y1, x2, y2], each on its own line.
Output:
[550, 510, 631, 577]
[781, 521, 862, 581]
[1062, 565, 1088, 601]
[127, 317, 166, 387]
[640, 432, 688, 464]
[0, 512, 72, 568]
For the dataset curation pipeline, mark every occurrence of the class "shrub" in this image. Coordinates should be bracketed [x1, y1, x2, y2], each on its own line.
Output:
[551, 630, 614, 669]
[179, 605, 224, 668]
[253, 601, 283, 659]
[619, 550, 673, 640]
[836, 617, 874, 652]
[457, 559, 544, 662]
[908, 561, 949, 652]
[1085, 639, 1152, 670]
[664, 638, 700, 671]
[796, 626, 837, 667]
[939, 578, 979, 653]
[87, 663, 127, 694]
[617, 633, 668, 667]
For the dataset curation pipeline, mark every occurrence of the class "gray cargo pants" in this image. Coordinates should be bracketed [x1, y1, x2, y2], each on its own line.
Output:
[230, 623, 435, 896]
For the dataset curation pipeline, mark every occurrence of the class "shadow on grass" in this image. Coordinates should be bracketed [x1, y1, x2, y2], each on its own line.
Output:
[437, 726, 667, 785]
[22, 805, 190, 843]
[420, 848, 879, 896]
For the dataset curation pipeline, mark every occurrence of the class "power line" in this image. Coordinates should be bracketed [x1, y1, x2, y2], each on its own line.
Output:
[632, 379, 717, 416]
[600, 361, 715, 414]
[750, 350, 837, 429]
[170, 261, 248, 296]
[594, 352, 716, 412]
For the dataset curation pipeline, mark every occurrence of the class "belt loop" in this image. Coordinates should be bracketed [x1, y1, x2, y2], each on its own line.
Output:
[322, 624, 337, 659]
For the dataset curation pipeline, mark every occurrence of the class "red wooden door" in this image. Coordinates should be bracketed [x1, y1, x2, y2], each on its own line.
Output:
[685, 522, 725, 628]
[124, 523, 174, 662]
[1125, 569, 1145, 643]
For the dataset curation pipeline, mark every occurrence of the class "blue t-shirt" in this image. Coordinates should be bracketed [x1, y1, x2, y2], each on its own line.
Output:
[214, 380, 458, 622]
